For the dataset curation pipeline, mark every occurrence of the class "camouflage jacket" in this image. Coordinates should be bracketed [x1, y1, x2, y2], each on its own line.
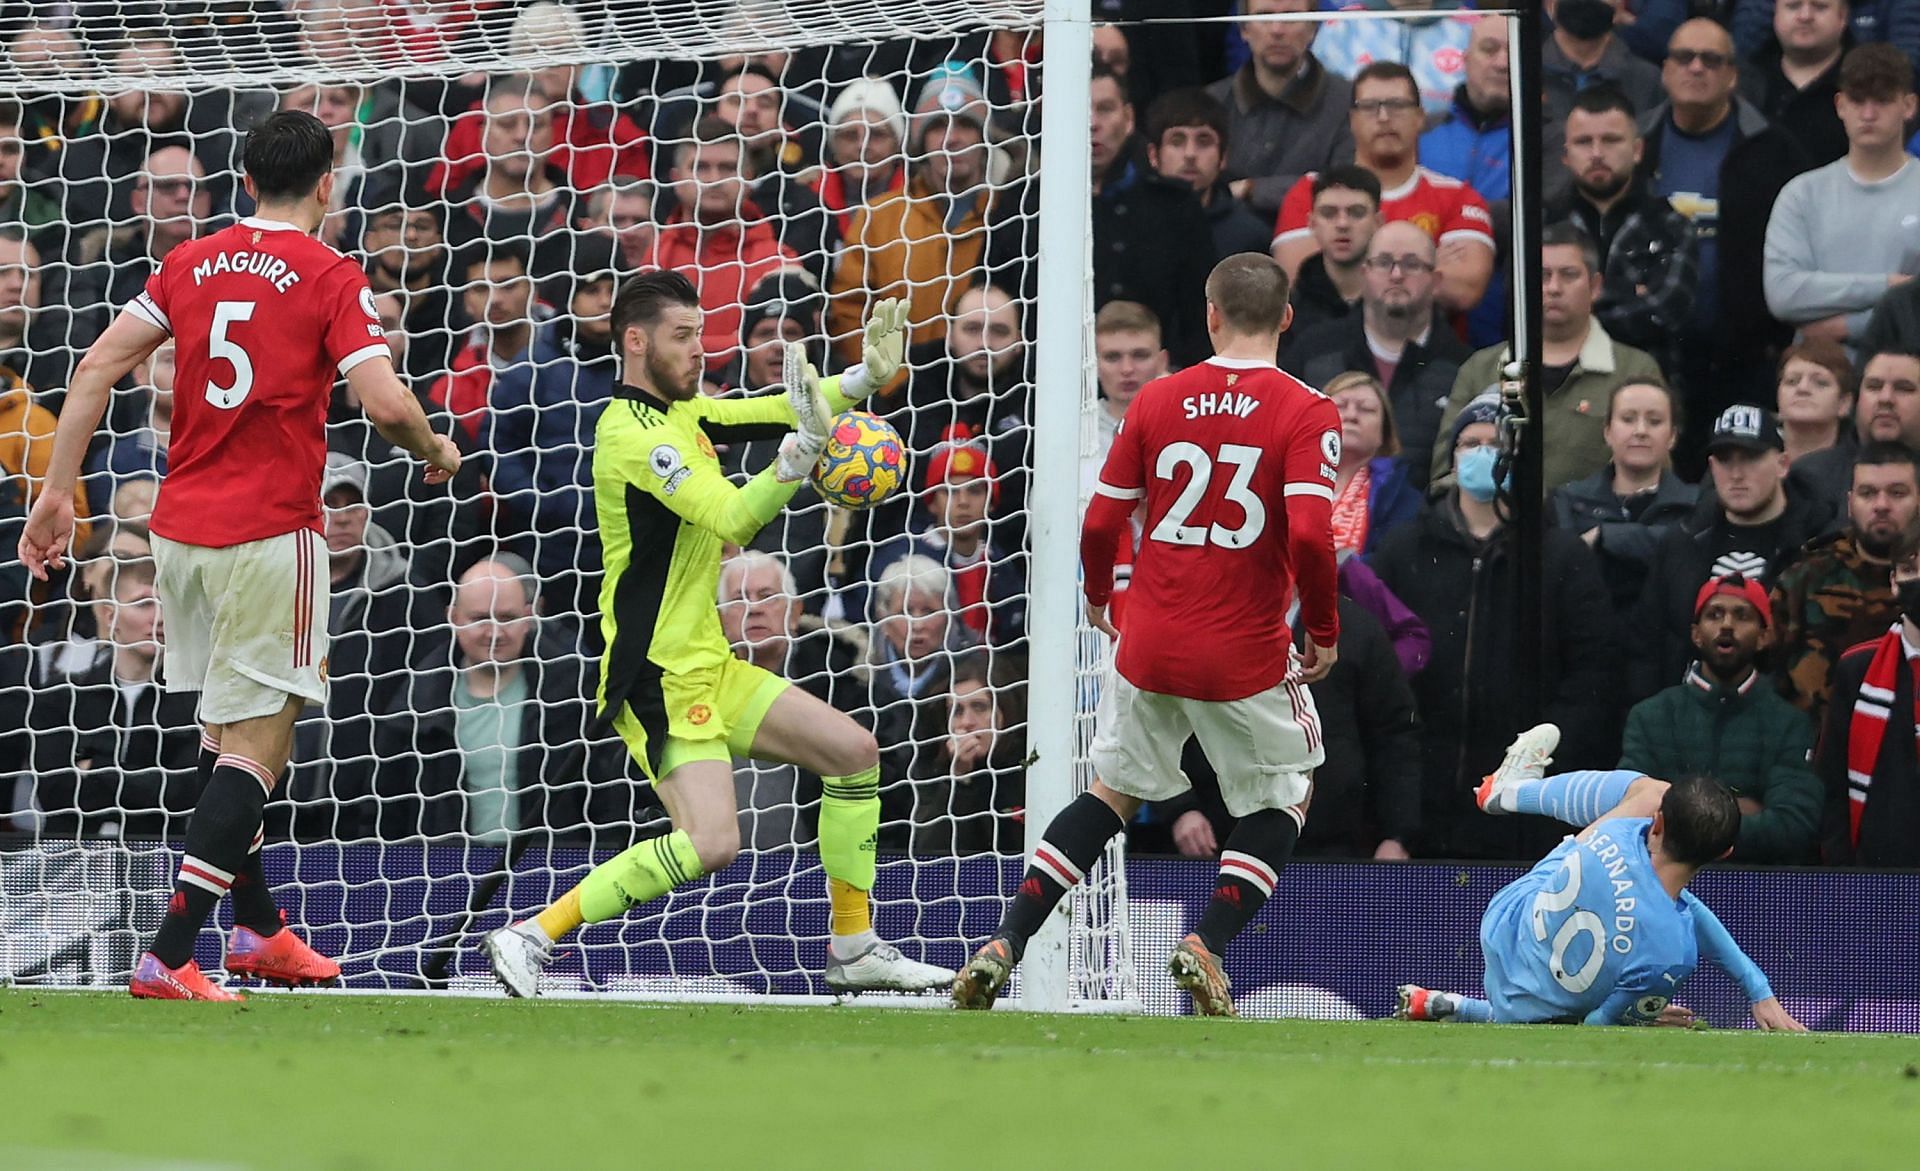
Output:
[1771, 530, 1899, 725]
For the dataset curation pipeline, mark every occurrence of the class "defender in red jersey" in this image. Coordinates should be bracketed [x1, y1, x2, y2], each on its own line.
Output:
[19, 111, 460, 999]
[956, 254, 1340, 1016]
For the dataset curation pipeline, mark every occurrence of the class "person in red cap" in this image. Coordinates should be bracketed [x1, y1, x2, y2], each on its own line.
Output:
[864, 440, 1026, 644]
[1619, 573, 1822, 863]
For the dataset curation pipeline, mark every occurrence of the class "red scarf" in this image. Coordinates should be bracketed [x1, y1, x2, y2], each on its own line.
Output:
[1330, 464, 1372, 554]
[1844, 625, 1919, 847]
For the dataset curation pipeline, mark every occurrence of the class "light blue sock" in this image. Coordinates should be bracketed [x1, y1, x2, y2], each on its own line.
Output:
[1454, 996, 1495, 1023]
[1499, 769, 1640, 827]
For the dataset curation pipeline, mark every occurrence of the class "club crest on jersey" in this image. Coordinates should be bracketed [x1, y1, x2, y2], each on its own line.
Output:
[687, 704, 712, 726]
[1320, 429, 1342, 466]
[697, 433, 717, 459]
[650, 444, 682, 479]
[1225, 373, 1239, 387]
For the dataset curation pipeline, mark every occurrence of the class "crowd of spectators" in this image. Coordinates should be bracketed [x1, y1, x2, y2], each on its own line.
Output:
[3, 1, 1920, 870]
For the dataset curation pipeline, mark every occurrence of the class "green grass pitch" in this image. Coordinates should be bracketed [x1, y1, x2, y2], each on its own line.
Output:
[3, 990, 1917, 1170]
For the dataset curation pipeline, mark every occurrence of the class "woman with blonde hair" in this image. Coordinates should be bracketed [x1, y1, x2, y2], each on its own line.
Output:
[1325, 370, 1422, 555]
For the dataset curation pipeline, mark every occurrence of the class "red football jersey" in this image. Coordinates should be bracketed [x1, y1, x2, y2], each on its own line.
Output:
[1273, 165, 1495, 252]
[1083, 357, 1342, 702]
[130, 217, 388, 548]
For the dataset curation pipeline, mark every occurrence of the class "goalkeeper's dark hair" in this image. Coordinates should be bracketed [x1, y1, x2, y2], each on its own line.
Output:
[612, 270, 701, 341]
[1205, 253, 1290, 335]
[1658, 775, 1741, 866]
[243, 110, 335, 203]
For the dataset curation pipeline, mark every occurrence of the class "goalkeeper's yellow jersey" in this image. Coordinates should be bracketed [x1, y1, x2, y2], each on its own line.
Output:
[593, 378, 851, 724]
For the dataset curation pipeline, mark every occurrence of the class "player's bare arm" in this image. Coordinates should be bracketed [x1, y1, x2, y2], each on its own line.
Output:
[346, 356, 461, 484]
[17, 310, 170, 579]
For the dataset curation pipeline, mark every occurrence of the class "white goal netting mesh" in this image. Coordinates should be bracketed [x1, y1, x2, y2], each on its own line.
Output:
[0, 1, 1133, 1005]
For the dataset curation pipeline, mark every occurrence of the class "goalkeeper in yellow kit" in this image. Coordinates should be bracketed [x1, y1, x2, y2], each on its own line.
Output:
[484, 270, 951, 995]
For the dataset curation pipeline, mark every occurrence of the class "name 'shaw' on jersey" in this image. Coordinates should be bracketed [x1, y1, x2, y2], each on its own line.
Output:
[1081, 357, 1343, 703]
[127, 217, 388, 549]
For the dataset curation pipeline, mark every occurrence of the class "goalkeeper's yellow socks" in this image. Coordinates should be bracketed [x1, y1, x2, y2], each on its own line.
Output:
[531, 888, 583, 943]
[541, 830, 705, 935]
[819, 766, 881, 958]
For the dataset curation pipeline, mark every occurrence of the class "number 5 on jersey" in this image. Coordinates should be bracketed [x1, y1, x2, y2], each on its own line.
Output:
[207, 300, 256, 409]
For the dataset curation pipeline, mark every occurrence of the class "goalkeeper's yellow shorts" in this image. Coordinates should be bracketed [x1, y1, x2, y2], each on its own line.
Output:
[613, 657, 790, 783]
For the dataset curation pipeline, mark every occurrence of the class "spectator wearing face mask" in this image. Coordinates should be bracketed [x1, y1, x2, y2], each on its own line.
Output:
[1370, 393, 1621, 860]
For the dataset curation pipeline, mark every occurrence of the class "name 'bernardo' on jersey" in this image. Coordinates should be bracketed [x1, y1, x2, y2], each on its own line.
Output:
[190, 248, 302, 293]
[1584, 831, 1640, 952]
[1183, 390, 1261, 420]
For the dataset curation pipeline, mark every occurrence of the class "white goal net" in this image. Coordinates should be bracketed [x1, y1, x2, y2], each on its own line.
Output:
[0, 0, 1133, 1007]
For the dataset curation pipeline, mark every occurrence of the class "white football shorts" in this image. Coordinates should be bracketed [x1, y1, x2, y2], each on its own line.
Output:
[1089, 662, 1323, 818]
[152, 528, 330, 725]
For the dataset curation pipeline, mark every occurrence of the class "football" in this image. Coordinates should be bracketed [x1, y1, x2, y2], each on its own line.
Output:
[811, 411, 907, 509]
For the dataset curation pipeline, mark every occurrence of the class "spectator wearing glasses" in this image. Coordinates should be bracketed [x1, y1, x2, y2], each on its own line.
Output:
[1285, 221, 1470, 487]
[1273, 62, 1496, 318]
[73, 145, 212, 318]
[1640, 18, 1812, 434]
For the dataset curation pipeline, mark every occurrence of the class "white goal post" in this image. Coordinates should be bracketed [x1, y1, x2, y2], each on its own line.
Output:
[0, 0, 1139, 1010]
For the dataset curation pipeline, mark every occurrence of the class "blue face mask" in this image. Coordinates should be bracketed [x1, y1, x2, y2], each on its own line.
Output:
[1457, 445, 1507, 503]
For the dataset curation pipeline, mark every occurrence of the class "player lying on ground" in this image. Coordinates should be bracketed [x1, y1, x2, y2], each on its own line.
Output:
[953, 252, 1343, 1016]
[16, 110, 462, 1000]
[485, 273, 950, 995]
[1396, 724, 1806, 1030]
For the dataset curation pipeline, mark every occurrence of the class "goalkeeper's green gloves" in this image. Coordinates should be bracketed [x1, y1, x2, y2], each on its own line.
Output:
[776, 339, 835, 483]
[836, 297, 910, 401]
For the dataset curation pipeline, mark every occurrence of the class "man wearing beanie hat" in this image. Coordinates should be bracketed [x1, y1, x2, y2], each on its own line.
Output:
[820, 78, 908, 233]
[1631, 403, 1829, 701]
[864, 442, 1027, 645]
[827, 72, 1001, 364]
[719, 268, 829, 394]
[1618, 573, 1821, 862]
[1370, 394, 1622, 860]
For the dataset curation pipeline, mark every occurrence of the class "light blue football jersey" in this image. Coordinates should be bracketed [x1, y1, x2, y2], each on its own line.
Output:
[1479, 818, 1698, 1025]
